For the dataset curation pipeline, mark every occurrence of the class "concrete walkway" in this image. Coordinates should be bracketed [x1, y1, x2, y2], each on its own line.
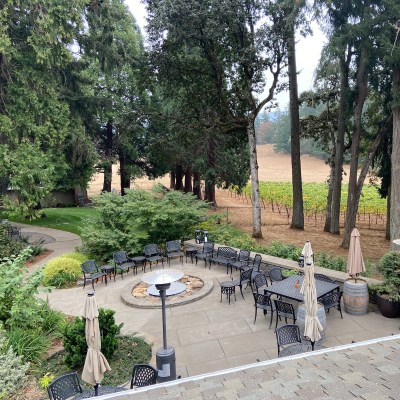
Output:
[14, 222, 81, 270]
[24, 224, 399, 380]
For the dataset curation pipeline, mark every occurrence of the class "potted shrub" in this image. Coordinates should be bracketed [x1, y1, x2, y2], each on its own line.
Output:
[375, 252, 400, 318]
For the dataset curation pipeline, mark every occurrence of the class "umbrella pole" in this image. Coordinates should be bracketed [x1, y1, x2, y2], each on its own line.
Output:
[94, 383, 99, 396]
[311, 341, 315, 351]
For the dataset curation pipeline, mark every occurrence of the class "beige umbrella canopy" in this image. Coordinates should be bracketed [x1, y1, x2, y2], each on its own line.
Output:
[300, 241, 323, 348]
[347, 228, 365, 281]
[81, 293, 111, 395]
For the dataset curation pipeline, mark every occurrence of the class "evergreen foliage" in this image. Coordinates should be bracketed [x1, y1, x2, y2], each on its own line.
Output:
[63, 308, 122, 370]
[80, 189, 208, 261]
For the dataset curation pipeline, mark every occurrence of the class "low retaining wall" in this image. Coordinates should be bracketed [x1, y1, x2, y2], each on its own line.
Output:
[183, 239, 382, 288]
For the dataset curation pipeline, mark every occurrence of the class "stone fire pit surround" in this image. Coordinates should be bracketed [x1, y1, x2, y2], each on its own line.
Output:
[121, 274, 214, 309]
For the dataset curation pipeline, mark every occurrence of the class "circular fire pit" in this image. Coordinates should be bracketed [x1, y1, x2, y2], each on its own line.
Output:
[121, 274, 214, 309]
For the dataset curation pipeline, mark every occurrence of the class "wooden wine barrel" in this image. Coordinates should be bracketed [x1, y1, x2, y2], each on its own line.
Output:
[297, 302, 326, 342]
[343, 278, 369, 315]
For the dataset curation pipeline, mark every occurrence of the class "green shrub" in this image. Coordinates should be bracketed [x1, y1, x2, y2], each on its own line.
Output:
[0, 226, 25, 259]
[61, 252, 89, 264]
[377, 251, 400, 286]
[264, 241, 301, 261]
[202, 221, 257, 250]
[0, 327, 29, 400]
[42, 256, 81, 288]
[6, 327, 49, 364]
[282, 269, 297, 277]
[80, 189, 208, 261]
[37, 301, 66, 338]
[315, 252, 346, 272]
[63, 308, 123, 369]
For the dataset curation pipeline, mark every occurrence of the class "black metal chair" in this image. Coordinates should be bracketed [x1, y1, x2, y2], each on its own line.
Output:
[230, 249, 251, 271]
[130, 364, 158, 388]
[195, 241, 214, 267]
[165, 240, 184, 266]
[319, 290, 343, 318]
[47, 372, 88, 400]
[275, 324, 302, 357]
[274, 299, 296, 332]
[113, 251, 136, 278]
[81, 260, 107, 290]
[209, 246, 237, 274]
[144, 244, 164, 270]
[250, 254, 262, 280]
[253, 272, 268, 293]
[269, 267, 284, 284]
[231, 267, 253, 299]
[253, 292, 274, 328]
[314, 273, 337, 284]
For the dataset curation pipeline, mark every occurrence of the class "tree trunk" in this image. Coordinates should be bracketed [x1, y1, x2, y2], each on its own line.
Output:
[184, 167, 192, 193]
[288, 26, 304, 230]
[175, 164, 184, 190]
[102, 120, 113, 192]
[330, 50, 351, 234]
[204, 179, 216, 205]
[386, 188, 390, 241]
[119, 150, 130, 195]
[193, 171, 201, 199]
[247, 117, 262, 238]
[390, 68, 400, 249]
[342, 42, 368, 248]
[169, 171, 175, 189]
[324, 157, 335, 232]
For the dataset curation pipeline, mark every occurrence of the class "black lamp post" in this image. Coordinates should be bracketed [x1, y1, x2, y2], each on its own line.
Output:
[142, 270, 184, 382]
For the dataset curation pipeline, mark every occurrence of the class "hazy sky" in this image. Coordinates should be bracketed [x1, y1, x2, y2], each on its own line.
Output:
[125, 0, 325, 109]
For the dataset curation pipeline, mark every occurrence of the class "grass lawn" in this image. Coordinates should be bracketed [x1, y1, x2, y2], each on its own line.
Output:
[9, 207, 98, 236]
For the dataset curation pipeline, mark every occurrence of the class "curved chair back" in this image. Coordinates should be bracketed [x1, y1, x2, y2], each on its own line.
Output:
[269, 267, 283, 283]
[252, 254, 262, 272]
[47, 372, 83, 400]
[144, 244, 160, 257]
[276, 324, 301, 355]
[81, 260, 98, 274]
[113, 251, 128, 264]
[314, 273, 336, 283]
[237, 249, 250, 262]
[131, 364, 158, 388]
[253, 273, 268, 292]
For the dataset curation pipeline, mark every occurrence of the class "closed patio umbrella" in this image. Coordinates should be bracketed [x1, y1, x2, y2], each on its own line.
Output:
[300, 241, 323, 349]
[81, 292, 111, 396]
[347, 228, 365, 281]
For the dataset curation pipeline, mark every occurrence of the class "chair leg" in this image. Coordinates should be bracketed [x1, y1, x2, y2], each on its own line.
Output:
[239, 285, 245, 300]
[274, 313, 279, 332]
[254, 307, 257, 324]
[269, 309, 274, 329]
[338, 305, 343, 319]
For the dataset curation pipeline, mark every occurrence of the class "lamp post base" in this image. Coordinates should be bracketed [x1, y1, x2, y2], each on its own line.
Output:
[156, 346, 176, 382]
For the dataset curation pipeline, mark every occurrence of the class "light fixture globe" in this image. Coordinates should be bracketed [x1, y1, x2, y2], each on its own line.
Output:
[141, 270, 184, 286]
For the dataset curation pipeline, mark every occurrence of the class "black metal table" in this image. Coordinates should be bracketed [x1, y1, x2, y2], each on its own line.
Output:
[100, 265, 116, 282]
[220, 281, 236, 304]
[73, 386, 128, 399]
[264, 275, 340, 303]
[184, 246, 198, 263]
[131, 256, 146, 274]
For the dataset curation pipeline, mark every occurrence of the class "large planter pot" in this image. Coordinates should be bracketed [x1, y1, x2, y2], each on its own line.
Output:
[376, 294, 400, 318]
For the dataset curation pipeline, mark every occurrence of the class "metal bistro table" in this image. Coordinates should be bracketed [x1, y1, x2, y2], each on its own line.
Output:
[73, 386, 128, 399]
[264, 275, 340, 303]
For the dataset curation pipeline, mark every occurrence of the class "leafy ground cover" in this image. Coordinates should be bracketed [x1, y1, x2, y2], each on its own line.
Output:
[7, 207, 98, 236]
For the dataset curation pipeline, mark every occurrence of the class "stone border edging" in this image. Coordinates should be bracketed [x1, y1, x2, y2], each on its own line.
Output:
[120, 275, 214, 309]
